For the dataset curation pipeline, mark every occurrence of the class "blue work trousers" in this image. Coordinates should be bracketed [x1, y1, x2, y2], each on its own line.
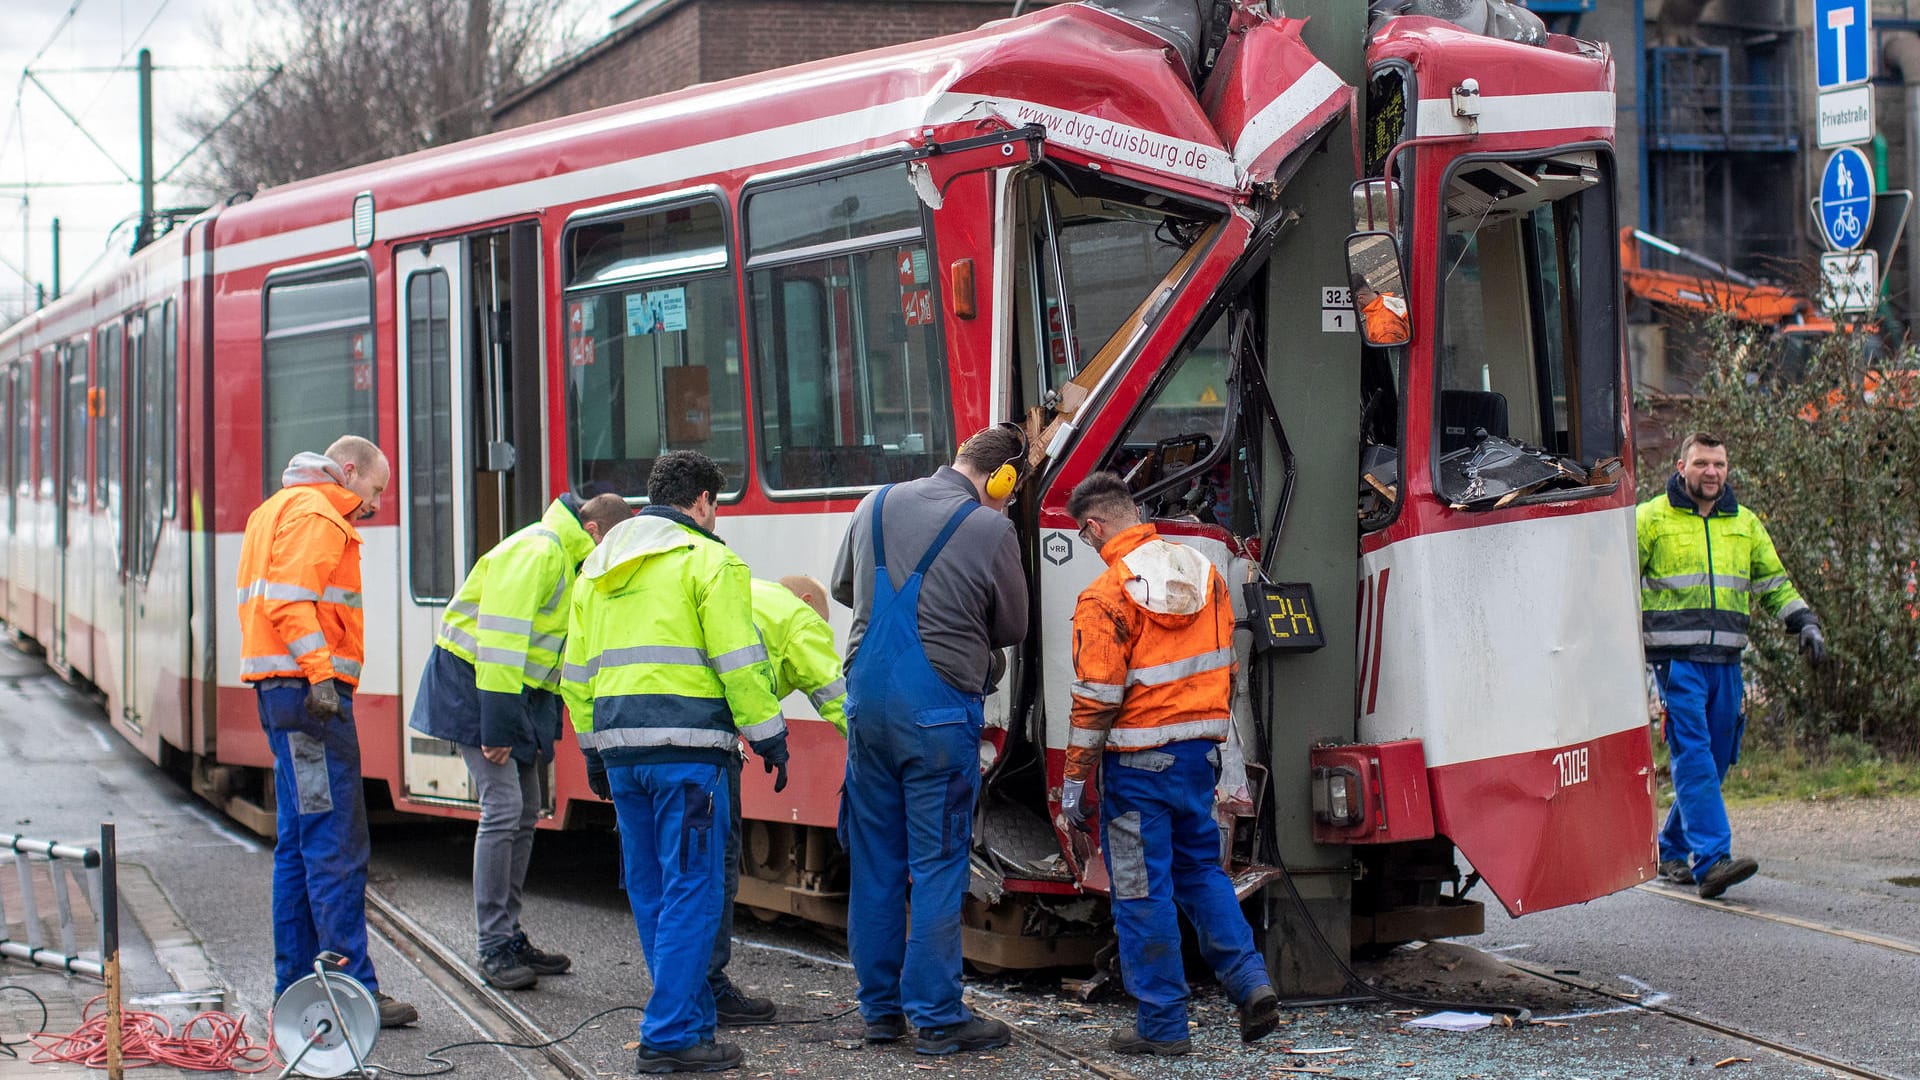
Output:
[842, 696, 981, 1029]
[256, 682, 377, 996]
[1100, 740, 1270, 1042]
[707, 754, 742, 994]
[610, 761, 729, 1053]
[1654, 659, 1746, 878]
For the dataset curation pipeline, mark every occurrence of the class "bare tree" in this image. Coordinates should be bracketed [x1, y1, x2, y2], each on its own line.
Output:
[184, 0, 578, 196]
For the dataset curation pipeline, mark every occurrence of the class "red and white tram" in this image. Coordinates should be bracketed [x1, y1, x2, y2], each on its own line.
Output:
[0, 0, 1653, 969]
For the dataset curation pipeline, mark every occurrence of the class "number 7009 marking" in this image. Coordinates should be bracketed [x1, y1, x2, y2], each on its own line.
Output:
[1552, 746, 1590, 788]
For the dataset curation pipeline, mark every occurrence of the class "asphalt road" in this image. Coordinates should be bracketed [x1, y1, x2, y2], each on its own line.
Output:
[5, 641, 1908, 1078]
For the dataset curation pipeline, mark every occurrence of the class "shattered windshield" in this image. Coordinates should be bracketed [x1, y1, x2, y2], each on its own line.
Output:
[1435, 151, 1621, 508]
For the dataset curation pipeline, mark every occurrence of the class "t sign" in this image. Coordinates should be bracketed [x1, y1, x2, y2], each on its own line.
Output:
[1815, 0, 1870, 89]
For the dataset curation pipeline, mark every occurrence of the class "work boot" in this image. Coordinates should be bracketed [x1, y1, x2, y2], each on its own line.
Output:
[634, 1040, 742, 1073]
[863, 1014, 908, 1043]
[713, 980, 778, 1025]
[1658, 858, 1693, 884]
[480, 943, 538, 990]
[1238, 984, 1280, 1043]
[1108, 1025, 1191, 1056]
[914, 1016, 1011, 1055]
[374, 992, 418, 1028]
[1696, 855, 1758, 900]
[508, 930, 572, 975]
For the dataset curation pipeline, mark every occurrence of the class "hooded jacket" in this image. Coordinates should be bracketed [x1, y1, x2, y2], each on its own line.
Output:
[236, 452, 365, 687]
[1065, 523, 1235, 782]
[751, 578, 848, 737]
[560, 509, 784, 768]
[411, 498, 596, 755]
[1637, 473, 1814, 664]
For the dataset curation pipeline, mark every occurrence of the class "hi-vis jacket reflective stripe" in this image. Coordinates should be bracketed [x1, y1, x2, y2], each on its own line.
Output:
[1066, 523, 1234, 783]
[751, 578, 848, 737]
[1637, 473, 1811, 665]
[237, 453, 365, 686]
[561, 510, 783, 766]
[438, 499, 594, 695]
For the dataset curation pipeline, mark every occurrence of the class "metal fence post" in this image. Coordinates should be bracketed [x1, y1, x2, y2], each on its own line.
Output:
[102, 823, 122, 1080]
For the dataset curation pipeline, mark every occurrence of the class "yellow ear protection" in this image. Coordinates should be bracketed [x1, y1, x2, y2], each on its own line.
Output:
[969, 422, 1028, 502]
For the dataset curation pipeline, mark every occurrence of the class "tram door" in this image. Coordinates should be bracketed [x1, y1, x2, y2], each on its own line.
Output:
[394, 225, 548, 804]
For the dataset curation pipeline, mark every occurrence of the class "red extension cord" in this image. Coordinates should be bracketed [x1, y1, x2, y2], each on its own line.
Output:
[29, 994, 276, 1073]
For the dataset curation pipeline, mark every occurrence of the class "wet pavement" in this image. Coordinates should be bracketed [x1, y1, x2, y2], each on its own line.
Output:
[4, 641, 1913, 1078]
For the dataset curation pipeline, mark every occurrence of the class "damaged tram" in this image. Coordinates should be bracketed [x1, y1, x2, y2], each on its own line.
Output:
[0, 0, 1653, 969]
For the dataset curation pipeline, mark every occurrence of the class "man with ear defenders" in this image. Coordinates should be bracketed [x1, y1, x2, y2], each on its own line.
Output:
[830, 423, 1029, 1055]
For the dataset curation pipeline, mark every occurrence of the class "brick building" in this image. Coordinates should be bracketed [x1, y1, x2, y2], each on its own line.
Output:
[491, 0, 1035, 130]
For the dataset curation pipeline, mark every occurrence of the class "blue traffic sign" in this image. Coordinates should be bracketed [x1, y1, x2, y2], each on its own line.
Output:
[1819, 146, 1874, 251]
[1815, 0, 1871, 89]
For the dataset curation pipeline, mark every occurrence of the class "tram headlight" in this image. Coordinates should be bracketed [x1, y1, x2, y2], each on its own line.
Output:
[1311, 765, 1365, 829]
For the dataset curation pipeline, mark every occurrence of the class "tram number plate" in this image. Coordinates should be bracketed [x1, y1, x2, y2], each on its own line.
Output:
[1553, 746, 1590, 788]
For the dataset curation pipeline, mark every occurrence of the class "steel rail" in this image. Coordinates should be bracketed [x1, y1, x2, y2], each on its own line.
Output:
[1507, 959, 1908, 1080]
[362, 886, 591, 1080]
[971, 1002, 1144, 1080]
[1634, 881, 1920, 960]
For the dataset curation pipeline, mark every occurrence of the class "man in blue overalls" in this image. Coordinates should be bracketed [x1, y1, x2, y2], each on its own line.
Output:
[830, 424, 1029, 1056]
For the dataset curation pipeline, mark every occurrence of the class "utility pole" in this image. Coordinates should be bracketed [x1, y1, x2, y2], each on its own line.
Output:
[51, 218, 61, 301]
[137, 48, 155, 251]
[1258, 0, 1364, 996]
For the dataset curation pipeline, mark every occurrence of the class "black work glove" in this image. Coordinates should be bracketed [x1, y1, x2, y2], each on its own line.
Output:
[750, 733, 790, 794]
[584, 750, 610, 801]
[305, 678, 342, 721]
[1799, 623, 1828, 665]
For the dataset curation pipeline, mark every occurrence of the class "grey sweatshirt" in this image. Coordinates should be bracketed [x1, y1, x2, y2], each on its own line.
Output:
[831, 467, 1028, 694]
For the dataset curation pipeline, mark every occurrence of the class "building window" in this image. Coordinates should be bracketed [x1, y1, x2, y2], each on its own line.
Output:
[564, 197, 745, 498]
[746, 163, 951, 492]
[263, 263, 376, 493]
[406, 269, 456, 601]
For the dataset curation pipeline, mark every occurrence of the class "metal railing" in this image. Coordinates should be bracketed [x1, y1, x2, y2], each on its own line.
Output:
[0, 825, 117, 978]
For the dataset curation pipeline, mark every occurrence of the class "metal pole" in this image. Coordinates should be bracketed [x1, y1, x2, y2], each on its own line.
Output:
[101, 823, 122, 1080]
[137, 50, 154, 252]
[51, 217, 60, 300]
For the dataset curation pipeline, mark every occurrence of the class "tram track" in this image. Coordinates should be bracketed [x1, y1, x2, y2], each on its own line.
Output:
[363, 886, 592, 1080]
[1507, 959, 1911, 1080]
[1634, 881, 1920, 961]
[364, 885, 1132, 1080]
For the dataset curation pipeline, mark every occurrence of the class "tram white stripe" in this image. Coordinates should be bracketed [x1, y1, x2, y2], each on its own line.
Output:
[1414, 90, 1614, 138]
[214, 98, 938, 274]
[1232, 61, 1347, 169]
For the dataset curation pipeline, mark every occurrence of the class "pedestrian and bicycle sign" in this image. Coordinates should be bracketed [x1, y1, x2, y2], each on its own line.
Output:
[1815, 0, 1871, 89]
[1818, 146, 1874, 251]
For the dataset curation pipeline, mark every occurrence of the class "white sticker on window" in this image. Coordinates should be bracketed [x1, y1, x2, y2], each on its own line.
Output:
[626, 288, 687, 335]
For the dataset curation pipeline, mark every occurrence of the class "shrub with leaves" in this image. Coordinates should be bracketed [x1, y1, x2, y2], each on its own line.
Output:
[1642, 316, 1920, 754]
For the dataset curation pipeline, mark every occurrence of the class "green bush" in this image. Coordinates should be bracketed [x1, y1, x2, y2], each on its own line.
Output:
[1642, 317, 1920, 755]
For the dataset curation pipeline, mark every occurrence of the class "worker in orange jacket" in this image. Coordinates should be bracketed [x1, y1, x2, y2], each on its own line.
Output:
[1060, 471, 1276, 1057]
[236, 435, 415, 1028]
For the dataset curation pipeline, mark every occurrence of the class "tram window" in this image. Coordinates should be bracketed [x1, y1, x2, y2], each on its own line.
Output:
[1101, 318, 1239, 529]
[65, 339, 88, 506]
[745, 163, 952, 492]
[134, 303, 172, 572]
[565, 199, 746, 498]
[1435, 153, 1619, 505]
[263, 264, 376, 494]
[95, 325, 119, 511]
[1011, 169, 1220, 400]
[38, 348, 57, 500]
[407, 270, 456, 601]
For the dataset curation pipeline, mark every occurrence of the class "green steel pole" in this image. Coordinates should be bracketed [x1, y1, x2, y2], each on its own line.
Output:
[137, 49, 154, 251]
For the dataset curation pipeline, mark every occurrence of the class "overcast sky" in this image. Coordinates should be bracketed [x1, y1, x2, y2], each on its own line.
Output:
[1, 0, 618, 327]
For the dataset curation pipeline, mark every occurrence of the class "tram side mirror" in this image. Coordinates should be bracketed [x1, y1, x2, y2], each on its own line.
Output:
[1346, 231, 1412, 348]
[1351, 179, 1402, 243]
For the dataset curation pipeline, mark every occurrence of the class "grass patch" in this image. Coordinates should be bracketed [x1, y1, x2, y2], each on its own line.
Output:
[1650, 729, 1920, 805]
